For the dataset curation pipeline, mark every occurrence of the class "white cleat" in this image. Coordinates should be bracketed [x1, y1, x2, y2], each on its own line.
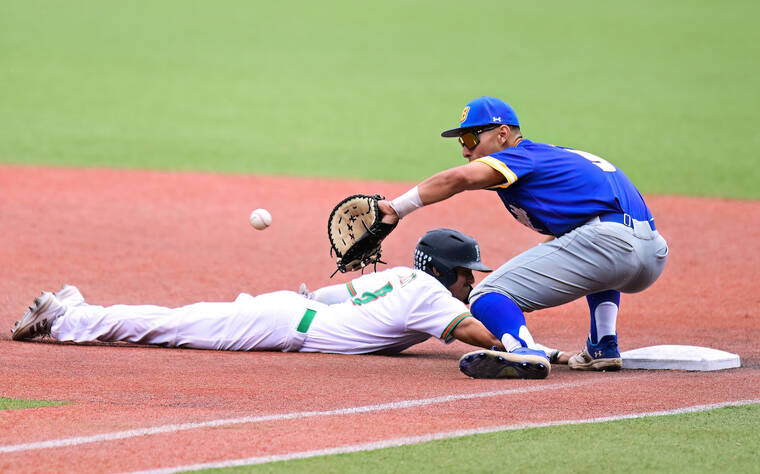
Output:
[11, 292, 67, 341]
[55, 284, 85, 306]
[568, 348, 622, 371]
[298, 283, 314, 300]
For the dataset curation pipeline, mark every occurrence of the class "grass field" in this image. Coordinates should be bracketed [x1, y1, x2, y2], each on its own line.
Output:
[1, 0, 759, 198]
[2, 0, 758, 472]
[202, 404, 760, 473]
[0, 397, 67, 410]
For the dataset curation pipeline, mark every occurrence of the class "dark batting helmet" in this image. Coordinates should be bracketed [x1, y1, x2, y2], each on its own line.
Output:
[413, 228, 491, 287]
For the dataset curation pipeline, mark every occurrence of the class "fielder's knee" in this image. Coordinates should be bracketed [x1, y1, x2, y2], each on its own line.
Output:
[470, 292, 526, 343]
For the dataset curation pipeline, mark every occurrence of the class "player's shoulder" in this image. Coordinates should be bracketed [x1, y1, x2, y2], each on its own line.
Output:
[382, 267, 445, 290]
[380, 266, 415, 279]
[493, 140, 598, 167]
[499, 139, 559, 156]
[484, 139, 544, 164]
[354, 266, 415, 286]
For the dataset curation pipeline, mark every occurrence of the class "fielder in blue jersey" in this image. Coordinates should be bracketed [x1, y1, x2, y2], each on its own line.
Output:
[379, 96, 669, 379]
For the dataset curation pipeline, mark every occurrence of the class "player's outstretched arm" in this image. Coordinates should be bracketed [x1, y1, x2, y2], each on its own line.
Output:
[418, 161, 504, 203]
[451, 317, 503, 350]
[381, 161, 504, 221]
[532, 342, 572, 364]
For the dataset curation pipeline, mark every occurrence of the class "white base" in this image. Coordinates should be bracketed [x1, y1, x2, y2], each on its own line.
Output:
[621, 345, 741, 371]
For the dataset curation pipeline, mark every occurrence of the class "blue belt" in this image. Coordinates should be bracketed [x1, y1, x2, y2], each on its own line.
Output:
[599, 212, 656, 231]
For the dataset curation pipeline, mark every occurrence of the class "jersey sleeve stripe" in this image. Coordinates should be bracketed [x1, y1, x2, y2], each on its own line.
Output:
[476, 156, 518, 187]
[346, 281, 357, 296]
[441, 312, 472, 340]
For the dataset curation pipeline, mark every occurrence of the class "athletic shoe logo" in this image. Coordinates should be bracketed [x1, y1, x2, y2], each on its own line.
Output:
[399, 272, 417, 288]
[594, 350, 604, 358]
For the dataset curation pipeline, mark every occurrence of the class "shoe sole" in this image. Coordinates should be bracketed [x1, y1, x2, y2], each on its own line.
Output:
[12, 293, 55, 341]
[459, 349, 550, 379]
[568, 356, 623, 371]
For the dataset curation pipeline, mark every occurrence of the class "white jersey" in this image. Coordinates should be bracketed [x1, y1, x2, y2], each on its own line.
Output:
[49, 267, 472, 355]
[302, 267, 472, 354]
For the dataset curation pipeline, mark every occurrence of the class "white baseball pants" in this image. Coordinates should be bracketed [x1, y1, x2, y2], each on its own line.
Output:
[51, 291, 316, 351]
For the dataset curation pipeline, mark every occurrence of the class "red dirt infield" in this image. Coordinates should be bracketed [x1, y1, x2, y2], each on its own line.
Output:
[1, 165, 759, 472]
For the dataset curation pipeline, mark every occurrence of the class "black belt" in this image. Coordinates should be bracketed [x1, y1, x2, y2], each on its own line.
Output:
[599, 212, 656, 231]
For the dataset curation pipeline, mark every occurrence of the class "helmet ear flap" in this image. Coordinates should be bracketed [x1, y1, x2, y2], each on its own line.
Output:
[428, 264, 453, 282]
[437, 268, 458, 287]
[414, 248, 455, 287]
[423, 263, 457, 287]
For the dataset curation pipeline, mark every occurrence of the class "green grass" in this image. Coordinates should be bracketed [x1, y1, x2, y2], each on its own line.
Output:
[1, 2, 757, 470]
[1, 0, 759, 198]
[0, 397, 67, 410]
[196, 404, 760, 473]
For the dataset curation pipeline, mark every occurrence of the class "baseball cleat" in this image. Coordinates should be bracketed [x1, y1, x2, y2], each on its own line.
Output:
[11, 292, 67, 341]
[568, 335, 622, 371]
[55, 284, 85, 306]
[298, 283, 314, 300]
[459, 347, 551, 379]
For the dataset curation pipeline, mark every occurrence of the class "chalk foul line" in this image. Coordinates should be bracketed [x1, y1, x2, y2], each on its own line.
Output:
[134, 398, 760, 474]
[0, 378, 603, 454]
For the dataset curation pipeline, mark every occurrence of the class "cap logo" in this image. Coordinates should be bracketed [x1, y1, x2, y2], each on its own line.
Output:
[460, 106, 470, 124]
[492, 116, 502, 122]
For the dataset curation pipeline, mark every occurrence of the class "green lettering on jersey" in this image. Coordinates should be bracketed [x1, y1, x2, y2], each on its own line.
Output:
[351, 282, 393, 306]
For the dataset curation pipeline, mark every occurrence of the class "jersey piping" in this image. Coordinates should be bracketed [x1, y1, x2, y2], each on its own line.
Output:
[476, 156, 518, 188]
[441, 312, 472, 340]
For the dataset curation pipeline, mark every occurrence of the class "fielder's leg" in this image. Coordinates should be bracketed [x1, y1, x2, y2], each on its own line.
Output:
[568, 290, 622, 371]
[460, 292, 550, 379]
[470, 292, 533, 351]
[587, 290, 620, 345]
[470, 221, 666, 373]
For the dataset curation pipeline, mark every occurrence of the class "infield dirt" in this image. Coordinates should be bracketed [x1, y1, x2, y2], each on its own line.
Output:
[1, 165, 758, 472]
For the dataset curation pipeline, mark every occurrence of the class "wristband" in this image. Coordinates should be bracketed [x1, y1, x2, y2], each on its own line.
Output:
[389, 186, 424, 219]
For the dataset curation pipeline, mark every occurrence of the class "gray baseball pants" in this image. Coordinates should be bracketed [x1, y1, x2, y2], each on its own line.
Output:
[469, 217, 669, 312]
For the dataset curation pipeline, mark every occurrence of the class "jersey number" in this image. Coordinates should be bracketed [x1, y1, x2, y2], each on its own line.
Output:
[352, 282, 393, 306]
[569, 149, 617, 172]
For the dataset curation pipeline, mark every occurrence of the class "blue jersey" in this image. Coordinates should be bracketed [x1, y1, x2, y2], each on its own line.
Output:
[476, 140, 652, 237]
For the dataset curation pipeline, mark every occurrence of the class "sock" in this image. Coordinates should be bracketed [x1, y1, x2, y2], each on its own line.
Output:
[471, 292, 530, 351]
[586, 290, 620, 344]
[519, 325, 536, 348]
[501, 334, 523, 352]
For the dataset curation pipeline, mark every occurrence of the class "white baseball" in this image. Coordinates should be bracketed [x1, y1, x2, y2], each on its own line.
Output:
[249, 208, 272, 230]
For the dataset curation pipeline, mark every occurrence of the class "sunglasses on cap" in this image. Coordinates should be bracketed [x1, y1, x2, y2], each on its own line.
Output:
[458, 124, 500, 150]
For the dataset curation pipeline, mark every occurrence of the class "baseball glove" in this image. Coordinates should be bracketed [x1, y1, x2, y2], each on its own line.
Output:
[328, 194, 397, 275]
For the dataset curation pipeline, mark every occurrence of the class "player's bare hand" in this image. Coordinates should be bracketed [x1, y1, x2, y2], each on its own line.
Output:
[378, 200, 400, 225]
[554, 351, 572, 364]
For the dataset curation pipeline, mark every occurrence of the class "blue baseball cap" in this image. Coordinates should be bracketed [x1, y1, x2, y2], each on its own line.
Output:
[441, 96, 520, 137]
